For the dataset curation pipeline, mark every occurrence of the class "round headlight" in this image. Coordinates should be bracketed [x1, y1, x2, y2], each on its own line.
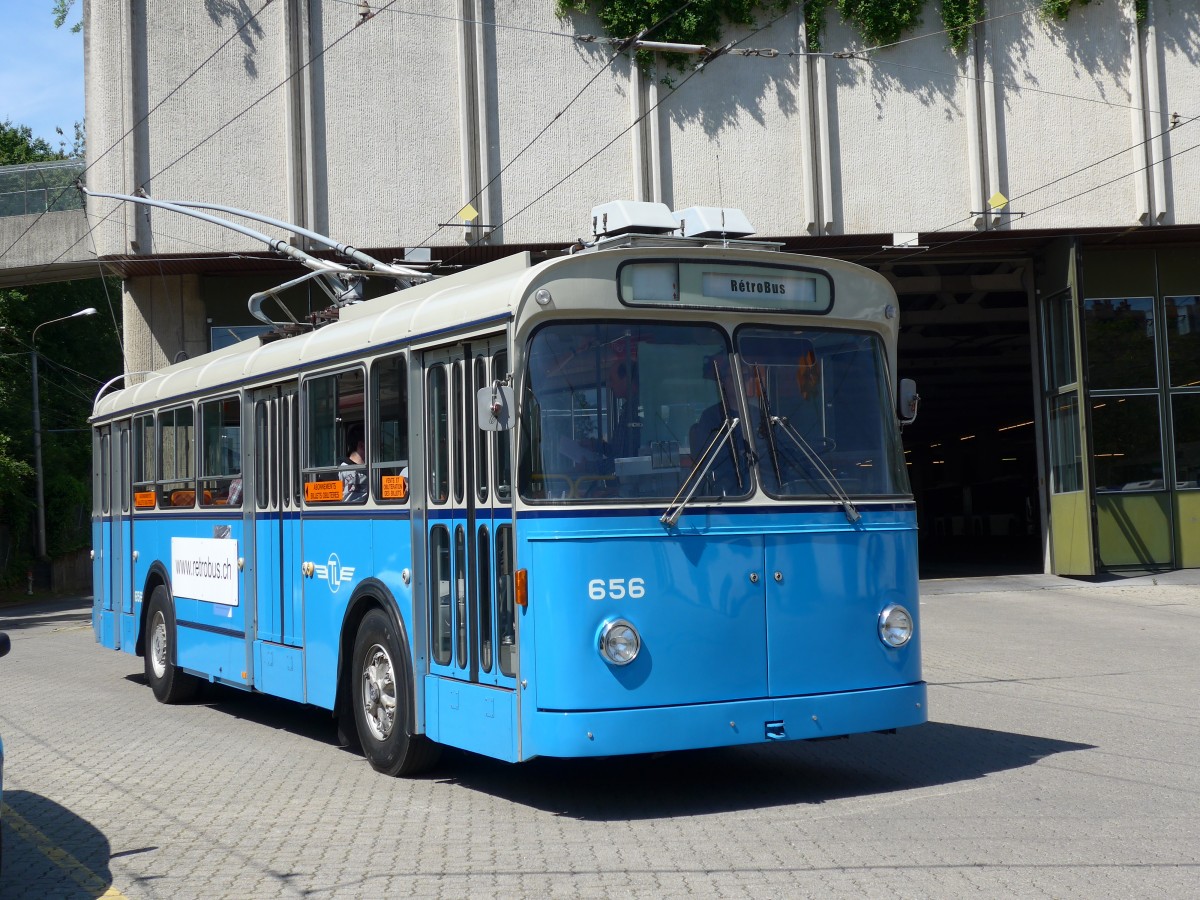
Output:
[879, 604, 913, 648]
[599, 619, 640, 666]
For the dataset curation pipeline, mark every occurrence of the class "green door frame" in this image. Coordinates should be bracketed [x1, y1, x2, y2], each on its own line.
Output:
[1039, 238, 1095, 576]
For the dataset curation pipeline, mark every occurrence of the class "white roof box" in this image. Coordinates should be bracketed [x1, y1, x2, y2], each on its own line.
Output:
[672, 206, 755, 239]
[592, 200, 678, 237]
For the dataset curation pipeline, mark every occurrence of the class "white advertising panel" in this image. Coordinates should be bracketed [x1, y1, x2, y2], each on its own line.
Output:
[171, 536, 240, 606]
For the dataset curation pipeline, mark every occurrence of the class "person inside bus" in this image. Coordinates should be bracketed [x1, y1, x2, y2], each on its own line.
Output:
[340, 423, 368, 502]
[608, 354, 642, 459]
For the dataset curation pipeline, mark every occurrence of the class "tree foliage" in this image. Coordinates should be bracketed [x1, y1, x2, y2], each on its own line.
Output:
[0, 282, 122, 577]
[52, 0, 82, 34]
[0, 120, 67, 165]
[0, 121, 121, 581]
[558, 0, 1147, 59]
[555, 0, 792, 69]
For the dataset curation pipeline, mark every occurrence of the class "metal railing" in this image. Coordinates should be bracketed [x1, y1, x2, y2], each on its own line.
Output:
[0, 159, 85, 217]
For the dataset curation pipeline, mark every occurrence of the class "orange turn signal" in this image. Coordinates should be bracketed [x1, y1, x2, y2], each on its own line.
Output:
[515, 568, 528, 607]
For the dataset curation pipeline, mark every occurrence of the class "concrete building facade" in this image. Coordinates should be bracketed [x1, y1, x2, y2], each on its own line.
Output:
[45, 1, 1200, 573]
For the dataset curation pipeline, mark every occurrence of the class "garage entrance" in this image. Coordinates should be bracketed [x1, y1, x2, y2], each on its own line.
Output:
[883, 260, 1043, 578]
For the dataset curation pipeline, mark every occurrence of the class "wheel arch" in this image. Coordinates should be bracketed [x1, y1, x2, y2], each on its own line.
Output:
[336, 577, 420, 736]
[136, 561, 172, 658]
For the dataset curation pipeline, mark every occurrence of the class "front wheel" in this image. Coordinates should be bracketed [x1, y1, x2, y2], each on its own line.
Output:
[351, 608, 439, 776]
[144, 586, 199, 704]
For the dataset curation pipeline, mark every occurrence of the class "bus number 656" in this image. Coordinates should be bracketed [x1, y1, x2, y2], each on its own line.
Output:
[588, 577, 645, 601]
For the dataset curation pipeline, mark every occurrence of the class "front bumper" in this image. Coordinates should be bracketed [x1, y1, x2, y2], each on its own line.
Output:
[527, 681, 927, 759]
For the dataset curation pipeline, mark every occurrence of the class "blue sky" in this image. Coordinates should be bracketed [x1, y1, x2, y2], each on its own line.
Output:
[0, 3, 85, 152]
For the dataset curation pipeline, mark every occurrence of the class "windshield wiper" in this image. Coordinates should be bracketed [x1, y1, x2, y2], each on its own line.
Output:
[751, 365, 784, 488]
[661, 415, 740, 527]
[769, 416, 861, 524]
[661, 360, 745, 527]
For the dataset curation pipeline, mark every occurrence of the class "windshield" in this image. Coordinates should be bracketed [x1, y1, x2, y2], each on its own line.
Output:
[517, 321, 909, 503]
[518, 321, 749, 501]
[737, 326, 910, 499]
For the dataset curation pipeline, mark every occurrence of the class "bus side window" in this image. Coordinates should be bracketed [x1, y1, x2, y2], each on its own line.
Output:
[493, 350, 512, 503]
[474, 355, 489, 504]
[430, 524, 452, 665]
[199, 396, 241, 507]
[255, 402, 270, 509]
[157, 404, 196, 509]
[98, 430, 110, 516]
[427, 365, 450, 504]
[371, 353, 409, 503]
[303, 367, 366, 504]
[132, 414, 156, 510]
[496, 524, 516, 677]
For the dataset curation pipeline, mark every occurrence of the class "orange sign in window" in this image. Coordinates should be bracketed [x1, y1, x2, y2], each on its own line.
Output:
[381, 475, 408, 500]
[305, 480, 345, 502]
[134, 491, 157, 508]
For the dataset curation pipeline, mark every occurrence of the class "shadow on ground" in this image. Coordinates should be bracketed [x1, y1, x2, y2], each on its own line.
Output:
[0, 790, 139, 897]
[119, 673, 1092, 823]
[0, 597, 92, 632]
[434, 722, 1092, 820]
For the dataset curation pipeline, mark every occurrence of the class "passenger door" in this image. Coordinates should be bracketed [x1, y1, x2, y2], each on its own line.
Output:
[246, 383, 302, 647]
[424, 337, 517, 688]
[93, 422, 131, 648]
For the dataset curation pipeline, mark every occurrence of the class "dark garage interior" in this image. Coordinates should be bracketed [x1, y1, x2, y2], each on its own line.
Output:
[885, 259, 1044, 578]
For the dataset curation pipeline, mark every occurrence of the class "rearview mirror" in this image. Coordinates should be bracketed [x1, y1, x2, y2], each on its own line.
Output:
[899, 378, 920, 425]
[477, 383, 515, 431]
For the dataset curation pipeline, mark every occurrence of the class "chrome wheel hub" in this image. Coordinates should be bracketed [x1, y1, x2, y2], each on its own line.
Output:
[150, 612, 168, 679]
[361, 643, 397, 741]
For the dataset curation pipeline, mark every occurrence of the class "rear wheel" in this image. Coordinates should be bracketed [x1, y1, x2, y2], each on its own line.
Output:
[144, 586, 199, 704]
[351, 608, 439, 776]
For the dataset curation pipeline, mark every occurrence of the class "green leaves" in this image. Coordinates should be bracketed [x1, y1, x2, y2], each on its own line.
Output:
[941, 0, 983, 53]
[835, 0, 925, 47]
[0, 120, 65, 165]
[555, 0, 792, 70]
[557, 0, 1148, 59]
[52, 0, 83, 34]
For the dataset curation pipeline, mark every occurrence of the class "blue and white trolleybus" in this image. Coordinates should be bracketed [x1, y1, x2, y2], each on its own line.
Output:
[91, 200, 925, 775]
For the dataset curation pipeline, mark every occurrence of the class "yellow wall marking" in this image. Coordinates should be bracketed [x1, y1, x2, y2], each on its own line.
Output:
[1, 802, 129, 899]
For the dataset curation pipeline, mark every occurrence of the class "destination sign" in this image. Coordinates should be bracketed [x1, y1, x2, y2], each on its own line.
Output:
[701, 272, 818, 304]
[619, 261, 831, 314]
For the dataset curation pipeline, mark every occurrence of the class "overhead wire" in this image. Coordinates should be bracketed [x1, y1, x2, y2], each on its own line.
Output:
[81, 203, 125, 356]
[143, 0, 406, 187]
[0, 0, 277, 265]
[852, 126, 1200, 267]
[855, 53, 1175, 117]
[0, 340, 101, 408]
[437, 3, 842, 268]
[842, 0, 1045, 56]
[412, 0, 702, 250]
[8, 0, 1195, 296]
[62, 0, 703, 264]
[323, 0, 585, 41]
[9, 0, 401, 287]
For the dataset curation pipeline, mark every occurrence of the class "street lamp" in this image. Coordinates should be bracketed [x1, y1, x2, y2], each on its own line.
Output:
[30, 307, 98, 568]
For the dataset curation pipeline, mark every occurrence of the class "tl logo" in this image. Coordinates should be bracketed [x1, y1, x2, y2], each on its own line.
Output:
[314, 553, 356, 594]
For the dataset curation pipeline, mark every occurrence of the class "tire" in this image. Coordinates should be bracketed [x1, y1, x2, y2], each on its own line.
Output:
[144, 585, 200, 704]
[351, 608, 439, 776]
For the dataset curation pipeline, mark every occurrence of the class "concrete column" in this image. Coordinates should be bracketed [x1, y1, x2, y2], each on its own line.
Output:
[122, 274, 208, 374]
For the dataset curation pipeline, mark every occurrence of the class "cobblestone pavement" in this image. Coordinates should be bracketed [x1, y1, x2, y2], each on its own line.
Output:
[1, 572, 1198, 899]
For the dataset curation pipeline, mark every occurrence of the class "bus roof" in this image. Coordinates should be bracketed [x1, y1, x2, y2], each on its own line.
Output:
[92, 244, 897, 421]
[92, 251, 537, 419]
